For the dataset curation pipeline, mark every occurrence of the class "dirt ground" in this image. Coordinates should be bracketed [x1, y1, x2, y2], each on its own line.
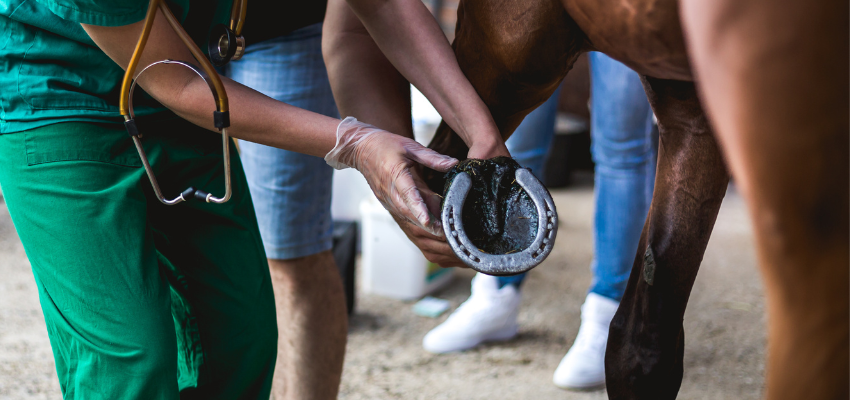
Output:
[0, 174, 766, 399]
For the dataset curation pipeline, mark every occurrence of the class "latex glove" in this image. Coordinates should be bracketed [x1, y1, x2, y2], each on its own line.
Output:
[326, 117, 458, 236]
[391, 213, 467, 268]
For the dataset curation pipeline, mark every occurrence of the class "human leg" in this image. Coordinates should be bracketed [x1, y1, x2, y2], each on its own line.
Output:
[586, 51, 656, 302]
[0, 124, 178, 400]
[505, 88, 561, 177]
[0, 120, 278, 399]
[141, 118, 278, 399]
[266, 254, 347, 400]
[554, 52, 655, 390]
[224, 23, 347, 400]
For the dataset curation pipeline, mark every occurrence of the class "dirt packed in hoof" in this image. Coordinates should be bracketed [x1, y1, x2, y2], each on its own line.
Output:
[442, 157, 538, 255]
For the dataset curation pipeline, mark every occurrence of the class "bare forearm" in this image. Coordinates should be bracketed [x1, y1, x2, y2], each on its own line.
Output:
[323, 0, 413, 137]
[169, 76, 338, 157]
[82, 10, 339, 158]
[345, 0, 508, 157]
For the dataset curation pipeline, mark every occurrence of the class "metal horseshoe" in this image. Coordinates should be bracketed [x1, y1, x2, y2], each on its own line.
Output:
[441, 168, 558, 275]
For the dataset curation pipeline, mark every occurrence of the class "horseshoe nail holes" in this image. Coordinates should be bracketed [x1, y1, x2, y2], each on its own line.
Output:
[447, 206, 480, 264]
[532, 203, 555, 258]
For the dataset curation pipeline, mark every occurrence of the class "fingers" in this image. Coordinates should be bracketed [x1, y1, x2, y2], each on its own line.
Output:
[405, 142, 459, 172]
[394, 169, 443, 236]
[391, 214, 467, 268]
[415, 233, 465, 267]
[412, 171, 446, 236]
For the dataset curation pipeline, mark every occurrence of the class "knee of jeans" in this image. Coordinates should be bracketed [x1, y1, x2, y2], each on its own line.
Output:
[591, 139, 655, 170]
[592, 110, 653, 135]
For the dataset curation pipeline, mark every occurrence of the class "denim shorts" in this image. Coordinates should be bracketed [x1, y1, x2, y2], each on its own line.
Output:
[224, 23, 339, 260]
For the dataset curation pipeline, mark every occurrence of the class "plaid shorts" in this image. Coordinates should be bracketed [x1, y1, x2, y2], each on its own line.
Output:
[224, 23, 339, 260]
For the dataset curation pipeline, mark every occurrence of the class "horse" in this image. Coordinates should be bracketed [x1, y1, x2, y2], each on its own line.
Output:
[424, 0, 849, 398]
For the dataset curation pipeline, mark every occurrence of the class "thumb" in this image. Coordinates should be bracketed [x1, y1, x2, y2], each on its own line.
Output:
[406, 144, 459, 172]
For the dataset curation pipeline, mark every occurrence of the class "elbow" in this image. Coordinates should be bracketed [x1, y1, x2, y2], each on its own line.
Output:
[321, 24, 372, 68]
[321, 26, 341, 66]
[343, 0, 388, 16]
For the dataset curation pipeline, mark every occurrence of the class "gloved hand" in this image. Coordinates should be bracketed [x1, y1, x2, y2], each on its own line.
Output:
[326, 117, 458, 236]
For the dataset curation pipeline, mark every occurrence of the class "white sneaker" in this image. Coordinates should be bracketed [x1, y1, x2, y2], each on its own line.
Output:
[553, 292, 620, 390]
[422, 273, 521, 353]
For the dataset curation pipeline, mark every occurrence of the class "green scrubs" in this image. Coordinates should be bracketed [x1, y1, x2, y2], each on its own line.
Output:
[0, 1, 277, 398]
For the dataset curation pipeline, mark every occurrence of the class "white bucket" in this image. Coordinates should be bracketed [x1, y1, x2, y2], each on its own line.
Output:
[331, 168, 372, 222]
[359, 198, 453, 300]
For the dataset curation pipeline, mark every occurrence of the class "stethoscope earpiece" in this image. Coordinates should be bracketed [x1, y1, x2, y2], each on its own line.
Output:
[208, 24, 246, 67]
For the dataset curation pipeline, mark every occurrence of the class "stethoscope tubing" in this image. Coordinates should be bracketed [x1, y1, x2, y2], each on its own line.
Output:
[119, 0, 245, 205]
[128, 60, 232, 205]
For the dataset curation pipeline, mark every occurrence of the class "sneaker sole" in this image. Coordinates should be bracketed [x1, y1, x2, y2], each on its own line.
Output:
[423, 324, 519, 354]
[553, 379, 606, 391]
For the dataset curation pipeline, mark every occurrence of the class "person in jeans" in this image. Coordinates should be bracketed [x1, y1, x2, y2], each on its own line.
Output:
[423, 52, 657, 390]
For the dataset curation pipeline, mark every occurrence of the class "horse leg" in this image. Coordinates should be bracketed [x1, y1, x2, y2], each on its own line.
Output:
[604, 77, 730, 400]
[425, 0, 585, 189]
[680, 0, 849, 397]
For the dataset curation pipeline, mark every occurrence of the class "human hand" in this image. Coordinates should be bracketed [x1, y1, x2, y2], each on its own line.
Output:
[325, 117, 458, 236]
[391, 212, 467, 268]
[390, 160, 468, 268]
[391, 166, 466, 268]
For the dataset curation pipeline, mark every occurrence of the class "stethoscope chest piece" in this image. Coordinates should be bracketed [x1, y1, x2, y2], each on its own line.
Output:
[208, 24, 245, 66]
[441, 167, 558, 276]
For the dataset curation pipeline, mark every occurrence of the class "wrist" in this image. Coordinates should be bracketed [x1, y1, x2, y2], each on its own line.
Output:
[467, 137, 510, 159]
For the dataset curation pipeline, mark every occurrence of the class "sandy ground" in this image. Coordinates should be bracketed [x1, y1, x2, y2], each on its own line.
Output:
[0, 175, 765, 399]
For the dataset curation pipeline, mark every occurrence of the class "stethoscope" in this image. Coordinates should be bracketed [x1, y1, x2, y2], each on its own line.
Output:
[119, 0, 246, 205]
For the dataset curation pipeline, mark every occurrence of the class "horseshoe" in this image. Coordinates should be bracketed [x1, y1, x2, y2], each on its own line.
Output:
[441, 168, 558, 275]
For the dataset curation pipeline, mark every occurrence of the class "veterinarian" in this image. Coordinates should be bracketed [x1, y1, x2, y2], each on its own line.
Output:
[0, 0, 504, 397]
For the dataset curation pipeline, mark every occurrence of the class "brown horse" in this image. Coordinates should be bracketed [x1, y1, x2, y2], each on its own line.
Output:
[425, 0, 849, 398]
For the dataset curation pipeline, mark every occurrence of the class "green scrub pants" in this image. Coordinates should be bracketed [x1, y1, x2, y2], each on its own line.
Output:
[0, 118, 277, 399]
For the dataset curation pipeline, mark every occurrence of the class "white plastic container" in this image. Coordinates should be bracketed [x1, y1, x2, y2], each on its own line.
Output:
[359, 198, 453, 300]
[331, 168, 373, 222]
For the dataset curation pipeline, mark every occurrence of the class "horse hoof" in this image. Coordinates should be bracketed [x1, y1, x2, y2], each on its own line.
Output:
[441, 158, 558, 275]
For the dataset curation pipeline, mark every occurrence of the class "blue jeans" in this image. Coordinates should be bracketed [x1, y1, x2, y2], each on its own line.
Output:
[224, 23, 339, 260]
[497, 52, 656, 302]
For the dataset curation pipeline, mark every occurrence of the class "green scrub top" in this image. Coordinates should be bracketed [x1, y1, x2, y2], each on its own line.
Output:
[0, 0, 231, 134]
